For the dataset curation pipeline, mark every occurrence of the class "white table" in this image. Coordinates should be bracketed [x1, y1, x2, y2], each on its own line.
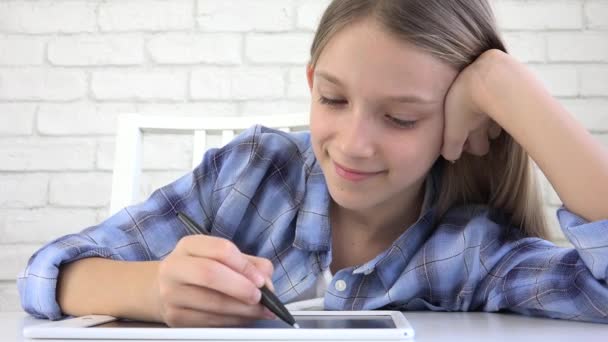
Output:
[3, 311, 607, 341]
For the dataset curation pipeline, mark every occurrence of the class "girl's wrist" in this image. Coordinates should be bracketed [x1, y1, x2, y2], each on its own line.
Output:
[110, 260, 163, 323]
[469, 49, 535, 131]
[469, 49, 515, 122]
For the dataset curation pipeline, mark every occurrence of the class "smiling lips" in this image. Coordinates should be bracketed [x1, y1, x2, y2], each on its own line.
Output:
[333, 161, 384, 182]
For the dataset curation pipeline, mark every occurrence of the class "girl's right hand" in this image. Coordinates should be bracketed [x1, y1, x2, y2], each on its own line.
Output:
[153, 235, 276, 327]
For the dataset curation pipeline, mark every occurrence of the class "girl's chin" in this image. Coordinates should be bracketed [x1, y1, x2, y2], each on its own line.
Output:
[328, 188, 379, 211]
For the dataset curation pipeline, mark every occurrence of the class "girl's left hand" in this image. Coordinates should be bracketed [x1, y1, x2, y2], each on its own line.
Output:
[441, 49, 504, 162]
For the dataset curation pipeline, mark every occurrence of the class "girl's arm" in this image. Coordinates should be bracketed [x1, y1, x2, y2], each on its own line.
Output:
[57, 258, 161, 321]
[443, 49, 608, 222]
[440, 53, 608, 322]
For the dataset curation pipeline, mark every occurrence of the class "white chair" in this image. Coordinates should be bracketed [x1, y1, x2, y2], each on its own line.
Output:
[109, 113, 310, 216]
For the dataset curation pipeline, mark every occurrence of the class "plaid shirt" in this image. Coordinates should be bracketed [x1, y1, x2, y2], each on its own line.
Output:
[18, 125, 608, 323]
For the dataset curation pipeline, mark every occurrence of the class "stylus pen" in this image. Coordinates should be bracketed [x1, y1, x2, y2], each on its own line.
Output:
[176, 211, 300, 329]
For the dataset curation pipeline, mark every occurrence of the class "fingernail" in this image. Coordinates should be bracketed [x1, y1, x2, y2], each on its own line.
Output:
[254, 273, 265, 288]
[264, 308, 276, 319]
[265, 278, 275, 291]
[252, 289, 262, 304]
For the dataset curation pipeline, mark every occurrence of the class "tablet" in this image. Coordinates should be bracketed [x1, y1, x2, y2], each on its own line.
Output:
[23, 310, 414, 340]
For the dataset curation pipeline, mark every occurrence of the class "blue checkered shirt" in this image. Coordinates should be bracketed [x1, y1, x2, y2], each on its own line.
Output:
[18, 125, 608, 323]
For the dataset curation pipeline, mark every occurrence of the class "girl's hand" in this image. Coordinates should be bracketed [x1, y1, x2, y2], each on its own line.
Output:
[153, 235, 276, 327]
[441, 50, 504, 162]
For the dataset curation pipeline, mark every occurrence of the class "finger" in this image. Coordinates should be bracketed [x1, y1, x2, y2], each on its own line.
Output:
[168, 255, 262, 305]
[244, 255, 273, 279]
[442, 128, 468, 162]
[164, 307, 254, 328]
[244, 255, 275, 291]
[166, 284, 271, 319]
[442, 110, 469, 161]
[465, 129, 490, 156]
[488, 121, 502, 139]
[178, 236, 266, 288]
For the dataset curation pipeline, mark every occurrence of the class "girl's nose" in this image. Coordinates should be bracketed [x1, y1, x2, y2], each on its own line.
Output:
[337, 112, 376, 159]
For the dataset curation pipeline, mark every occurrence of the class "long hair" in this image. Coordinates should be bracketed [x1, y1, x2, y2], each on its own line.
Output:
[309, 0, 549, 238]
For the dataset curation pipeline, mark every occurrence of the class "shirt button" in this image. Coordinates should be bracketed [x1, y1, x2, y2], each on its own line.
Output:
[334, 279, 347, 292]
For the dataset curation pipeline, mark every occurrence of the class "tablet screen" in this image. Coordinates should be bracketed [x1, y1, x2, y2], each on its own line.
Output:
[93, 315, 396, 329]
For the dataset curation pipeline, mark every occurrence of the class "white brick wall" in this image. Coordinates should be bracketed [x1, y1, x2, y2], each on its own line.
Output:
[0, 0, 607, 313]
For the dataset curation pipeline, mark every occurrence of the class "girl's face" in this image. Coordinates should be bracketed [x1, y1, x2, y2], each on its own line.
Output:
[307, 18, 458, 214]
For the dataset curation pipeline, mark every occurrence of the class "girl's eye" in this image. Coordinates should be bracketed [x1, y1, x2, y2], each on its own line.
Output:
[386, 115, 417, 128]
[318, 96, 416, 129]
[318, 96, 346, 106]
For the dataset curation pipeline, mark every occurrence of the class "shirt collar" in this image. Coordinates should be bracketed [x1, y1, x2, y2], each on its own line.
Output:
[293, 156, 332, 252]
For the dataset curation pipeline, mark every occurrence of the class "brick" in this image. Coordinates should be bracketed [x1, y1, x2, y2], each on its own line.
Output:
[585, 0, 608, 29]
[0, 1, 96, 34]
[48, 35, 145, 66]
[0, 138, 96, 171]
[148, 33, 242, 65]
[0, 68, 86, 101]
[548, 32, 608, 62]
[502, 32, 545, 63]
[191, 67, 284, 100]
[197, 0, 294, 32]
[0, 35, 45, 65]
[37, 102, 136, 136]
[136, 102, 239, 117]
[49, 173, 112, 207]
[0, 103, 36, 136]
[0, 281, 21, 312]
[528, 65, 579, 97]
[142, 133, 192, 170]
[242, 100, 310, 116]
[96, 138, 115, 171]
[296, 0, 331, 31]
[0, 208, 97, 245]
[0, 244, 41, 280]
[580, 66, 608, 96]
[99, 0, 194, 32]
[91, 70, 187, 100]
[246, 33, 313, 64]
[493, 0, 583, 30]
[561, 99, 608, 132]
[0, 174, 48, 208]
[286, 67, 310, 99]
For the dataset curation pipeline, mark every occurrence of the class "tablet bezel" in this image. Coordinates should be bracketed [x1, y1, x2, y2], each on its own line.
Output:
[23, 310, 414, 340]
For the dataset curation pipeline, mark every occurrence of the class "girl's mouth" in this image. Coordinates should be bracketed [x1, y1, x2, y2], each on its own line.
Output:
[333, 161, 384, 182]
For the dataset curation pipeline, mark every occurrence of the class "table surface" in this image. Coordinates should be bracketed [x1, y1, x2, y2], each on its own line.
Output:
[3, 311, 607, 342]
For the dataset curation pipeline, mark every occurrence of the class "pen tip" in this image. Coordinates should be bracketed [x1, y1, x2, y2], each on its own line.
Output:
[293, 323, 300, 329]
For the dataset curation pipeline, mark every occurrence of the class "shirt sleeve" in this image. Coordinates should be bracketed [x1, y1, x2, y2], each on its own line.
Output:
[475, 206, 608, 323]
[16, 125, 261, 320]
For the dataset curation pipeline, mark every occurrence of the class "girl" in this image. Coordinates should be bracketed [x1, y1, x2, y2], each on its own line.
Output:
[18, 0, 608, 326]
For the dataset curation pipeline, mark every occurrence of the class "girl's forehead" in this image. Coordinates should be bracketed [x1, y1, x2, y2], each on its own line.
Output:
[316, 19, 457, 99]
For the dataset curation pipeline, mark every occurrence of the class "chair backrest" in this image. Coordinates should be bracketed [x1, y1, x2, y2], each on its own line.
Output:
[109, 113, 310, 216]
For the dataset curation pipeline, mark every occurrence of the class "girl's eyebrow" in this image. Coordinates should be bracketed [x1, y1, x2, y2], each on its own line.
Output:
[314, 70, 439, 105]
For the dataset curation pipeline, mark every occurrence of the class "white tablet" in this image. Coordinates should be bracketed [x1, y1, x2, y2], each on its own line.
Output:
[23, 310, 414, 340]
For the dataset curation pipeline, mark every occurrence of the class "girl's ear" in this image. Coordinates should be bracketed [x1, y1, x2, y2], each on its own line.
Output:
[306, 64, 314, 92]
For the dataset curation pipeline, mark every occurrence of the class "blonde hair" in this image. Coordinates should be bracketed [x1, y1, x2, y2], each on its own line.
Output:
[309, 0, 549, 239]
